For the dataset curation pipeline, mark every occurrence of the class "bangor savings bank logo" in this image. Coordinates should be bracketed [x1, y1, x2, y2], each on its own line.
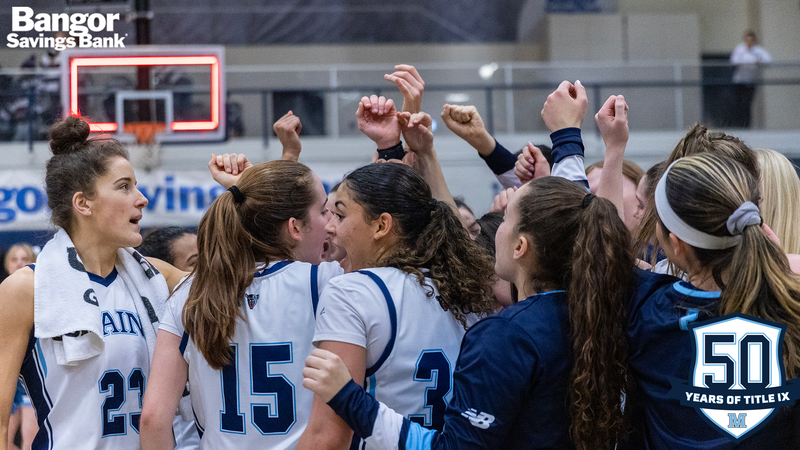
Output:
[668, 313, 800, 441]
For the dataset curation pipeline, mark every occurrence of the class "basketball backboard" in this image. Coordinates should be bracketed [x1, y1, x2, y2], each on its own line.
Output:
[60, 45, 225, 143]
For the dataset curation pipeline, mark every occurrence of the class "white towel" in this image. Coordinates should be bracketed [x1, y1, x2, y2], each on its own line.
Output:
[34, 228, 168, 366]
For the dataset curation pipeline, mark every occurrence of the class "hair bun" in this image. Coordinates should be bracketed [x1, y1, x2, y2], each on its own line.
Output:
[49, 116, 91, 156]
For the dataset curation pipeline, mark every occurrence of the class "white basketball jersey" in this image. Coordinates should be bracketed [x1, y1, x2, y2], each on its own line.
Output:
[20, 269, 151, 450]
[170, 260, 342, 450]
[357, 268, 467, 434]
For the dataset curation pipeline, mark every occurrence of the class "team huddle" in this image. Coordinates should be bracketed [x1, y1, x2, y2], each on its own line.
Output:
[1, 65, 799, 450]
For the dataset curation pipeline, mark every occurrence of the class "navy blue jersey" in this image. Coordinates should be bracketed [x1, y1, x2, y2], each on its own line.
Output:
[326, 290, 574, 450]
[622, 269, 800, 449]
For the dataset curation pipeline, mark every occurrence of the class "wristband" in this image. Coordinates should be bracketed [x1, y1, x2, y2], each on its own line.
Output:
[377, 142, 405, 161]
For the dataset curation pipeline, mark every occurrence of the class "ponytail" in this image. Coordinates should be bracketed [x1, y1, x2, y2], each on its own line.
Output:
[569, 195, 634, 450]
[660, 153, 800, 378]
[183, 191, 255, 369]
[183, 160, 317, 369]
[517, 177, 634, 450]
[722, 225, 800, 378]
[341, 163, 496, 326]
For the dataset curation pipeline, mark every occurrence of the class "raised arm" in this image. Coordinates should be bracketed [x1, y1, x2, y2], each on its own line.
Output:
[207, 153, 252, 189]
[540, 80, 589, 189]
[594, 95, 629, 223]
[0, 269, 34, 450]
[357, 95, 402, 151]
[273, 110, 303, 161]
[384, 64, 425, 114]
[440, 104, 523, 190]
[397, 111, 460, 217]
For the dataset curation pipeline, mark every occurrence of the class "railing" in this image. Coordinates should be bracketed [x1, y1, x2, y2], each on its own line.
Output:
[2, 60, 800, 150]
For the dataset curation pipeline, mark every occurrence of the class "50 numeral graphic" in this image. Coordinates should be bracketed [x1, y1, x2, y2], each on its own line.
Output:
[99, 368, 145, 437]
[220, 343, 297, 435]
[704, 334, 771, 389]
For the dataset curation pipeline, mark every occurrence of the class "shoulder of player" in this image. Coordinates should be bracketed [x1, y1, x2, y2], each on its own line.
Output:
[0, 267, 34, 331]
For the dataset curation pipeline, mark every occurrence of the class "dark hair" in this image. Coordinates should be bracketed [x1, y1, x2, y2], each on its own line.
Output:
[658, 153, 800, 377]
[453, 196, 473, 217]
[341, 163, 496, 326]
[636, 124, 759, 268]
[184, 160, 317, 369]
[517, 177, 635, 450]
[474, 211, 519, 303]
[474, 211, 503, 256]
[136, 227, 194, 265]
[45, 116, 129, 233]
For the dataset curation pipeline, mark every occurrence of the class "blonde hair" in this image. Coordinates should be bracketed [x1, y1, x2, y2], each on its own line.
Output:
[756, 148, 800, 254]
[659, 153, 800, 377]
[585, 160, 645, 186]
[5, 243, 36, 273]
[636, 124, 759, 266]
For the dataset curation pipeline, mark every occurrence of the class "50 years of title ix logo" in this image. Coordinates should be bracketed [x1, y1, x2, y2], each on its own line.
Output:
[668, 313, 800, 440]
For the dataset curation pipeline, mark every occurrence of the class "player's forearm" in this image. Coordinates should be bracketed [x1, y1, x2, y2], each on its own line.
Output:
[413, 148, 459, 216]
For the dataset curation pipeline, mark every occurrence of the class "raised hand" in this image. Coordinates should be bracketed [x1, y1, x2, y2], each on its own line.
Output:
[490, 187, 518, 213]
[541, 80, 588, 132]
[440, 104, 495, 156]
[384, 64, 425, 114]
[514, 143, 551, 184]
[273, 110, 303, 161]
[208, 153, 252, 189]
[594, 95, 629, 150]
[356, 95, 401, 149]
[302, 349, 353, 403]
[397, 111, 434, 155]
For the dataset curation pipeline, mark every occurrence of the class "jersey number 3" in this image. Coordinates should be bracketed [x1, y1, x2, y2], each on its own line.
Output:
[409, 350, 451, 431]
[220, 343, 296, 435]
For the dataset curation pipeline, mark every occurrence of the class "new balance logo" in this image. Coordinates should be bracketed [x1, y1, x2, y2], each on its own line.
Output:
[461, 408, 495, 429]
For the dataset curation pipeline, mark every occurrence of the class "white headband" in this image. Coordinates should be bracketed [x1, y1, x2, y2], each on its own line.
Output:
[655, 160, 760, 250]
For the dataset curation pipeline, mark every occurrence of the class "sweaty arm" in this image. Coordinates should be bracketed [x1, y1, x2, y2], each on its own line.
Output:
[322, 317, 537, 450]
[0, 269, 34, 450]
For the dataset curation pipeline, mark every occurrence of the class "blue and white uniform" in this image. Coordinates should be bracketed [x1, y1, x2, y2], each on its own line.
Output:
[313, 268, 476, 447]
[20, 268, 151, 450]
[478, 131, 589, 191]
[319, 290, 573, 450]
[160, 260, 342, 449]
[622, 269, 800, 449]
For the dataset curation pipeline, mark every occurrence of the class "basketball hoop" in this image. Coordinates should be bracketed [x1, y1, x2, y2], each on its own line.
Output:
[124, 122, 166, 145]
[124, 122, 165, 171]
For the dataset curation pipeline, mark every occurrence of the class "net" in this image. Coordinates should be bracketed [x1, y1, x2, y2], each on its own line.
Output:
[123, 122, 167, 145]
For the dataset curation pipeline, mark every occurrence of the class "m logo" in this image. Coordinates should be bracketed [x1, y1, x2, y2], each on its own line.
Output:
[669, 313, 800, 441]
[246, 294, 259, 309]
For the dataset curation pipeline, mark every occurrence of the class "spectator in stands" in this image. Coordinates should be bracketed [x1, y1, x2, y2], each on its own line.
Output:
[730, 29, 771, 128]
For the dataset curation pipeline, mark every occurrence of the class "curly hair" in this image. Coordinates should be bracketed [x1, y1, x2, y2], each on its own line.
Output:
[517, 177, 635, 450]
[341, 163, 496, 326]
